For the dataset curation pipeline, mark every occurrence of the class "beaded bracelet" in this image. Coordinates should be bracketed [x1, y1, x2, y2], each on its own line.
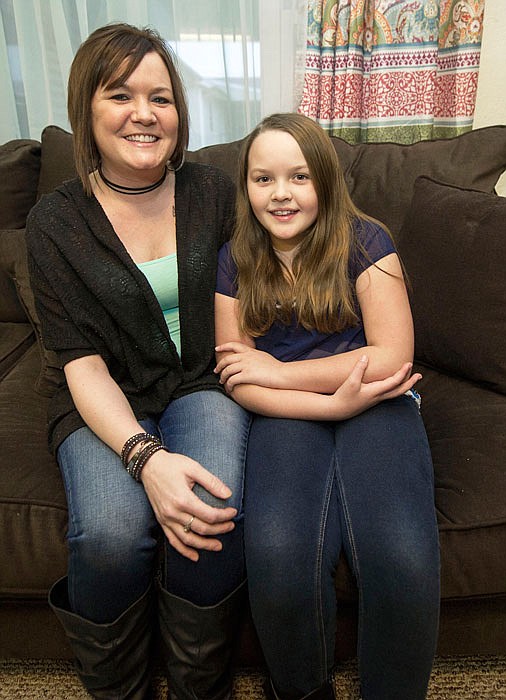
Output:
[121, 432, 160, 468]
[127, 443, 170, 482]
[125, 438, 160, 475]
[125, 441, 152, 480]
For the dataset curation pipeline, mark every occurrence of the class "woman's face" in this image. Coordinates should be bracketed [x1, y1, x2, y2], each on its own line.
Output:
[91, 51, 179, 184]
[246, 129, 318, 252]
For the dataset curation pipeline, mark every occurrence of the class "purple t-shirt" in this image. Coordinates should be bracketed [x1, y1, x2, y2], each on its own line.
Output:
[216, 219, 396, 361]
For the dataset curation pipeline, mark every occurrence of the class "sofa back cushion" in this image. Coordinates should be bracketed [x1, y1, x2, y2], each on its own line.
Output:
[397, 176, 506, 394]
[37, 125, 76, 198]
[330, 125, 506, 237]
[186, 138, 244, 180]
[0, 139, 41, 230]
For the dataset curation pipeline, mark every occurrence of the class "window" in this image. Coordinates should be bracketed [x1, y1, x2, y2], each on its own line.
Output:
[0, 0, 306, 148]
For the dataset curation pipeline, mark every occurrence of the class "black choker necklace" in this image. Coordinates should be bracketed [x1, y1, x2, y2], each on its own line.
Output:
[98, 165, 168, 195]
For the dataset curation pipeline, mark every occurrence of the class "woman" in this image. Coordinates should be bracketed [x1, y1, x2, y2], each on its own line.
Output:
[26, 23, 250, 700]
[215, 113, 440, 699]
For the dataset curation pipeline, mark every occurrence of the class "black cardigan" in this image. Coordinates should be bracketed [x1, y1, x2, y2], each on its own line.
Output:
[26, 161, 235, 453]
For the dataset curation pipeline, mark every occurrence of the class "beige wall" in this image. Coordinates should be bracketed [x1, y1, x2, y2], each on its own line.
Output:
[474, 0, 506, 194]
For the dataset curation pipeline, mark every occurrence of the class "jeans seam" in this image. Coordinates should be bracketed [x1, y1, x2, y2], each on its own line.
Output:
[314, 462, 335, 683]
[333, 451, 365, 666]
[237, 411, 252, 518]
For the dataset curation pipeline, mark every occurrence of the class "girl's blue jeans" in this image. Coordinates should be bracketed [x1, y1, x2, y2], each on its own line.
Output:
[244, 396, 440, 700]
[57, 390, 250, 623]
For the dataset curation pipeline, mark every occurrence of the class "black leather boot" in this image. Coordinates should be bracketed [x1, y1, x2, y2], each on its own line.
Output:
[49, 576, 154, 699]
[264, 677, 336, 700]
[157, 580, 247, 700]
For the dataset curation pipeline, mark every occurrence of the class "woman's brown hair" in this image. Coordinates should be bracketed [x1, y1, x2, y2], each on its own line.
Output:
[232, 112, 377, 337]
[67, 22, 189, 195]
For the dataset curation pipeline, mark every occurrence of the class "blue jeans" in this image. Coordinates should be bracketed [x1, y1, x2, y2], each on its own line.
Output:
[244, 396, 440, 700]
[57, 390, 250, 623]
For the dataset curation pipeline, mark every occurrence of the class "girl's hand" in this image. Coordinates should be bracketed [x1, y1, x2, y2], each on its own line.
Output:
[140, 450, 237, 562]
[215, 342, 283, 392]
[328, 355, 421, 420]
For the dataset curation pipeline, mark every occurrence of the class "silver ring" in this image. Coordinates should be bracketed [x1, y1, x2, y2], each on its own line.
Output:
[183, 515, 195, 533]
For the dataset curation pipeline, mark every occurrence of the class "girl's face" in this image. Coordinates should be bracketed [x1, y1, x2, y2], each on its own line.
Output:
[246, 130, 318, 251]
[91, 51, 179, 184]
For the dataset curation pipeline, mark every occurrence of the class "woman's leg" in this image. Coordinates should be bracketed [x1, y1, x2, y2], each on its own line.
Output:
[334, 396, 440, 700]
[157, 390, 250, 604]
[155, 390, 250, 700]
[52, 425, 160, 698]
[57, 425, 160, 622]
[245, 416, 340, 699]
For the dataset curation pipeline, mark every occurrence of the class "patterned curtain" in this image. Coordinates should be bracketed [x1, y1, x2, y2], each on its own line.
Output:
[298, 0, 485, 143]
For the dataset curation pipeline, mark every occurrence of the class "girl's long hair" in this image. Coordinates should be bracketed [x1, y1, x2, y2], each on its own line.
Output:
[232, 113, 372, 337]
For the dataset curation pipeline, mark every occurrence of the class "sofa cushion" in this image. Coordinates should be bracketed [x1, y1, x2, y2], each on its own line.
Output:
[37, 126, 76, 199]
[186, 139, 244, 181]
[0, 343, 67, 599]
[0, 139, 41, 230]
[0, 322, 34, 382]
[0, 229, 29, 323]
[1, 229, 63, 396]
[397, 177, 506, 394]
[415, 365, 506, 599]
[330, 125, 506, 237]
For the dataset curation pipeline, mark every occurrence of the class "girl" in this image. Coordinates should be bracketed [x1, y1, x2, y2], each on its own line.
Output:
[214, 113, 440, 700]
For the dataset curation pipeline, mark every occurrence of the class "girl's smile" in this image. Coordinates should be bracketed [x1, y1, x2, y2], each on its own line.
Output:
[246, 130, 318, 252]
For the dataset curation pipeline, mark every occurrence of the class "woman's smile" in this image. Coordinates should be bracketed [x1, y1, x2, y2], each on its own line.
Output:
[91, 51, 179, 187]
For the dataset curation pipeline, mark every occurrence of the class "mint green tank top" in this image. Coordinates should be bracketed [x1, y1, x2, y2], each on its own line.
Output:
[137, 253, 180, 355]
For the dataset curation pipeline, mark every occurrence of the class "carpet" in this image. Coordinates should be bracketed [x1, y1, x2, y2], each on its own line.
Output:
[0, 657, 505, 699]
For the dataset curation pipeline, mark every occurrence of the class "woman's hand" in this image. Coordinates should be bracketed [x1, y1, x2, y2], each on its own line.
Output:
[327, 355, 421, 420]
[140, 450, 237, 562]
[215, 341, 284, 391]
[64, 355, 237, 562]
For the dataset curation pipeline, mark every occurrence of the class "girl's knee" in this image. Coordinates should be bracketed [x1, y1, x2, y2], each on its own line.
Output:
[365, 537, 440, 609]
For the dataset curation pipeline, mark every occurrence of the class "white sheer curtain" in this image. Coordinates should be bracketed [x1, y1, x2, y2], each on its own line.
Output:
[0, 0, 307, 149]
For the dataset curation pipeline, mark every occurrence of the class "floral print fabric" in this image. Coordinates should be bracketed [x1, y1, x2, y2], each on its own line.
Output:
[299, 0, 484, 143]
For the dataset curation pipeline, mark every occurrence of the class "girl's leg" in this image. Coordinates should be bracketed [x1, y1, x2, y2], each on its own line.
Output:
[334, 396, 440, 700]
[245, 416, 340, 698]
[57, 425, 160, 622]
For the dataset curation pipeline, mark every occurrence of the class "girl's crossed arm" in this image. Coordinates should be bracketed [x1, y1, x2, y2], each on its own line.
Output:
[216, 253, 416, 399]
[214, 254, 420, 421]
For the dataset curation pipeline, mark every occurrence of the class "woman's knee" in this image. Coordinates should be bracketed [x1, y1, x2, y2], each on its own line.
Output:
[68, 501, 159, 574]
[58, 426, 158, 549]
[159, 391, 250, 511]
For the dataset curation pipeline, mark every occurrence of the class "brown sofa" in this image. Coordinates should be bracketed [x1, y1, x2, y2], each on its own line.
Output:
[1, 124, 506, 663]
